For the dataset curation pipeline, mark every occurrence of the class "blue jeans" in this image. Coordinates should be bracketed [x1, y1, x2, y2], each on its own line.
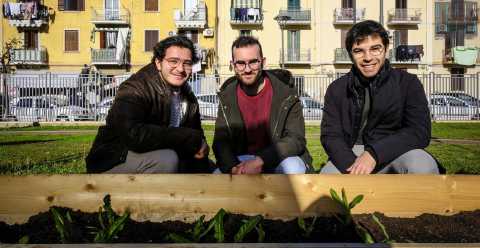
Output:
[214, 155, 307, 174]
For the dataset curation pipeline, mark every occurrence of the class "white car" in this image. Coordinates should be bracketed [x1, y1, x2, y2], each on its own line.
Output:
[197, 94, 218, 120]
[10, 96, 93, 122]
[96, 97, 115, 121]
[300, 97, 323, 120]
[429, 94, 480, 121]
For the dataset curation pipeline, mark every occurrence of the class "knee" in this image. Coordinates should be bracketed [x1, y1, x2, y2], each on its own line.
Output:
[395, 149, 439, 174]
[151, 149, 179, 173]
[275, 157, 306, 174]
[319, 162, 342, 174]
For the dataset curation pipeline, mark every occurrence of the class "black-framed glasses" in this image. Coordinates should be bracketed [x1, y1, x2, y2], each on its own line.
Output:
[233, 59, 262, 71]
[351, 45, 385, 58]
[165, 58, 193, 70]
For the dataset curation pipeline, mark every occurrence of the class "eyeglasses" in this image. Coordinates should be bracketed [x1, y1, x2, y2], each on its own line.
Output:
[351, 45, 385, 58]
[233, 59, 262, 71]
[164, 58, 193, 70]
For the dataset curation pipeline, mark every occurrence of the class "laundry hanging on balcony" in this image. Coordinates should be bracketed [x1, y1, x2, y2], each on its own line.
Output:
[115, 28, 129, 63]
[3, 1, 40, 20]
[452, 46, 478, 66]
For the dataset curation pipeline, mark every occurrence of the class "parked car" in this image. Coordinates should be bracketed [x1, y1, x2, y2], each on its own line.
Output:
[431, 92, 480, 107]
[300, 97, 323, 120]
[96, 97, 115, 121]
[429, 94, 480, 120]
[10, 96, 94, 122]
[196, 94, 218, 120]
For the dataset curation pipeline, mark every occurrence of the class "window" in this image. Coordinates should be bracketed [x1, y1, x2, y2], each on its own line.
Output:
[287, 30, 300, 61]
[448, 98, 467, 107]
[24, 31, 38, 49]
[145, 0, 158, 11]
[64, 30, 79, 52]
[435, 2, 449, 34]
[145, 30, 159, 51]
[58, 0, 85, 11]
[239, 30, 252, 36]
[17, 99, 33, 108]
[465, 1, 478, 34]
[179, 30, 198, 43]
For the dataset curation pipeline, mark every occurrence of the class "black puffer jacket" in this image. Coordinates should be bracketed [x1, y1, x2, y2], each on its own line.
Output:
[86, 63, 205, 173]
[321, 61, 431, 173]
[213, 70, 313, 173]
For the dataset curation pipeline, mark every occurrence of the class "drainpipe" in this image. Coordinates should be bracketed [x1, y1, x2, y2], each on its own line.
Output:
[379, 0, 384, 25]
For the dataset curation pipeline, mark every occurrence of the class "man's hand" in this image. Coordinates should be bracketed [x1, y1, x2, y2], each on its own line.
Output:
[194, 139, 209, 159]
[347, 151, 376, 174]
[231, 156, 263, 174]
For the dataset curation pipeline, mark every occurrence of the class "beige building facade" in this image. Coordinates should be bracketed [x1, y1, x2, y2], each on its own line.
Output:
[216, 0, 480, 76]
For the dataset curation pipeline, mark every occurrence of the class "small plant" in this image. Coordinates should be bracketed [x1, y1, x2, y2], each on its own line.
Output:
[50, 207, 73, 243]
[298, 216, 317, 238]
[18, 235, 29, 244]
[168, 208, 227, 243]
[330, 188, 374, 244]
[372, 213, 394, 243]
[234, 215, 264, 243]
[91, 194, 130, 243]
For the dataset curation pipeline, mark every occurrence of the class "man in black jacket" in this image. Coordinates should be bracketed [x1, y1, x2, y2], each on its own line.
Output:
[86, 36, 210, 173]
[213, 36, 312, 174]
[320, 20, 439, 174]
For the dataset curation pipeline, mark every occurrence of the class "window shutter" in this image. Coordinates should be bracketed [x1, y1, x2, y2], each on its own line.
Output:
[145, 30, 159, 51]
[65, 30, 79, 51]
[58, 0, 64, 10]
[145, 0, 158, 11]
[79, 0, 85, 11]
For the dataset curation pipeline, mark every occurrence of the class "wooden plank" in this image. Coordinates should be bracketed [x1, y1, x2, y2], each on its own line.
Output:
[0, 175, 479, 224]
[1, 243, 480, 248]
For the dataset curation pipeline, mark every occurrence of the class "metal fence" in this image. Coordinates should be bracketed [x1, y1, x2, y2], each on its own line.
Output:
[1, 72, 479, 122]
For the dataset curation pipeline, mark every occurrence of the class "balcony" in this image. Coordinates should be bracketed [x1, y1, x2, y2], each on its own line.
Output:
[174, 1, 207, 29]
[9, 48, 47, 65]
[387, 8, 422, 25]
[280, 49, 311, 65]
[277, 9, 311, 26]
[230, 8, 263, 25]
[91, 8, 130, 25]
[388, 45, 423, 64]
[6, 4, 49, 28]
[334, 48, 352, 64]
[333, 8, 365, 24]
[91, 48, 128, 65]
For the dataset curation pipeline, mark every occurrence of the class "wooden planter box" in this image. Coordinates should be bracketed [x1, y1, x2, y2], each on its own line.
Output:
[1, 174, 480, 248]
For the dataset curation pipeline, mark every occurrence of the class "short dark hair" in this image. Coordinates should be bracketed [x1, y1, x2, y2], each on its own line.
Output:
[231, 36, 263, 60]
[345, 20, 389, 59]
[151, 35, 199, 64]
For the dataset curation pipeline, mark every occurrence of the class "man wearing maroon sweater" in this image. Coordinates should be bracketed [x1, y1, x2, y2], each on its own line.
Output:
[213, 36, 312, 174]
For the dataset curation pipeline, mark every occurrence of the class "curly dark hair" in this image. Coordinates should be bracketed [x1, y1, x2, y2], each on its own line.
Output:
[151, 35, 199, 64]
[346, 20, 389, 59]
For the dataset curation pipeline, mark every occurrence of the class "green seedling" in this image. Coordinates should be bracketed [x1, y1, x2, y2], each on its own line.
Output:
[372, 213, 394, 243]
[234, 215, 263, 243]
[91, 194, 130, 243]
[298, 216, 317, 238]
[168, 208, 227, 243]
[50, 207, 73, 243]
[18, 235, 29, 244]
[330, 188, 374, 244]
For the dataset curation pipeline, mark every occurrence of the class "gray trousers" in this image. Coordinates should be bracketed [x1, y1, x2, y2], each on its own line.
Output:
[105, 149, 179, 173]
[320, 145, 439, 174]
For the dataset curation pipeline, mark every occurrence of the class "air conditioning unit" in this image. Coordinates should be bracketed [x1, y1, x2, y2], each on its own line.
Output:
[168, 31, 177, 37]
[203, 28, 214, 37]
[438, 24, 448, 33]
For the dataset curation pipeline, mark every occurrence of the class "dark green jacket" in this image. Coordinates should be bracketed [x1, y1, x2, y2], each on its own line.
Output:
[213, 70, 313, 173]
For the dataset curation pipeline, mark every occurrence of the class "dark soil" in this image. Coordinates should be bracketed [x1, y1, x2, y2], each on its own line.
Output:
[0, 207, 479, 244]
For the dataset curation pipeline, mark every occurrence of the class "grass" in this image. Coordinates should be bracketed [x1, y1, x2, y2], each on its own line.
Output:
[0, 123, 479, 175]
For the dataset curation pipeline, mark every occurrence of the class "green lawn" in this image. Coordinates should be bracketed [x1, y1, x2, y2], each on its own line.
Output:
[0, 123, 479, 175]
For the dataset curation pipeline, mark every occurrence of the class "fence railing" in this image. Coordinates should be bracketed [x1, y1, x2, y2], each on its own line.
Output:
[278, 9, 311, 24]
[10, 48, 48, 65]
[387, 8, 422, 24]
[1, 72, 479, 122]
[91, 8, 130, 24]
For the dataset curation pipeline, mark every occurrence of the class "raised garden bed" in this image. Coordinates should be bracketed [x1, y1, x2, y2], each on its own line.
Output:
[0, 175, 479, 247]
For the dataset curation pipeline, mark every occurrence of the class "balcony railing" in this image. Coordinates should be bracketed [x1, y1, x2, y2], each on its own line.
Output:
[333, 8, 365, 24]
[91, 48, 127, 65]
[277, 9, 311, 25]
[280, 49, 311, 64]
[334, 48, 352, 64]
[387, 8, 422, 25]
[10, 48, 47, 65]
[388, 45, 423, 64]
[174, 1, 207, 29]
[91, 8, 130, 25]
[230, 8, 263, 25]
[6, 4, 49, 27]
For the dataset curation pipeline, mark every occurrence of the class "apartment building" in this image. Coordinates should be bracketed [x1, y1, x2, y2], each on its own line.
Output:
[1, 0, 216, 75]
[216, 0, 479, 76]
